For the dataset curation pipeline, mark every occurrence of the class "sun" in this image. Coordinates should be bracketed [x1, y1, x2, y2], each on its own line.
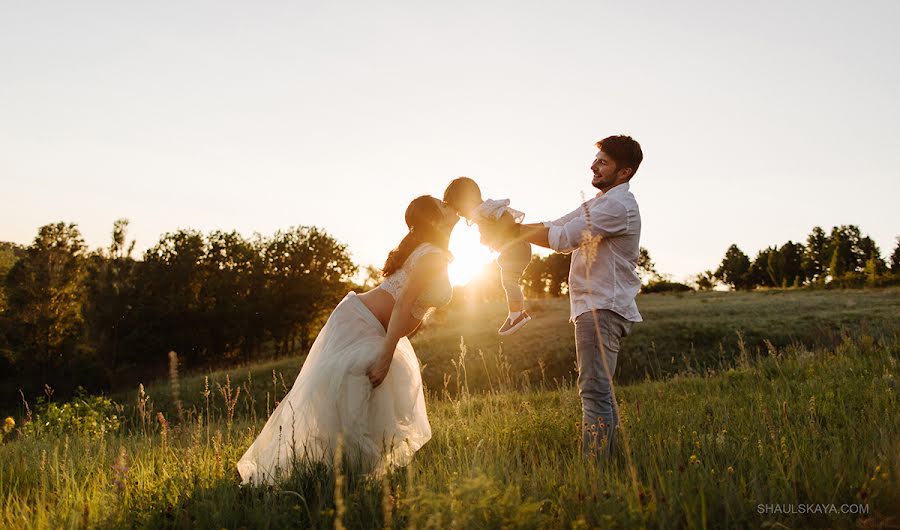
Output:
[448, 222, 495, 286]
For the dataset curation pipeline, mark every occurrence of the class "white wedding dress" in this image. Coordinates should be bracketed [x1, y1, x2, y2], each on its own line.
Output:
[237, 243, 452, 484]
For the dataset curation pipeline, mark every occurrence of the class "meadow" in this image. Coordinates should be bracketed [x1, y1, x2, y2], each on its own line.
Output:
[1, 288, 898, 528]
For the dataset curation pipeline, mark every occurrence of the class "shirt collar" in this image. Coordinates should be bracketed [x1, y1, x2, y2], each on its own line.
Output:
[604, 182, 630, 196]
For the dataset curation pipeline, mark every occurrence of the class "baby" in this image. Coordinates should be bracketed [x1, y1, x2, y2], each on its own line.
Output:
[443, 177, 532, 336]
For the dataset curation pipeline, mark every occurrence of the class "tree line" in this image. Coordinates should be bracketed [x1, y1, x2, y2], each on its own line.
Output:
[2, 219, 896, 405]
[712, 225, 899, 290]
[0, 220, 356, 405]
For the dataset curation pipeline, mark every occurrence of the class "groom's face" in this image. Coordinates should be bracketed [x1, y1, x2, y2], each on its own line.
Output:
[590, 150, 618, 189]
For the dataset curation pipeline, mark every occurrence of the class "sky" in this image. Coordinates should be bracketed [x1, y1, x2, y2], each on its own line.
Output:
[2, 0, 898, 283]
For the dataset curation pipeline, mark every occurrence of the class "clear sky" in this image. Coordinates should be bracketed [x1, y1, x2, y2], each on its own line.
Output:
[2, 0, 898, 282]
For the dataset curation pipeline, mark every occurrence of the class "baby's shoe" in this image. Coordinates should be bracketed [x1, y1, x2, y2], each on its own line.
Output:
[498, 311, 531, 336]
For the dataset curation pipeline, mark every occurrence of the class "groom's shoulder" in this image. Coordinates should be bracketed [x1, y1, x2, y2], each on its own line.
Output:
[597, 186, 636, 206]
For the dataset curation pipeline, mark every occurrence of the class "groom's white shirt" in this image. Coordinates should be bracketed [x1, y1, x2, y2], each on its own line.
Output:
[542, 182, 642, 323]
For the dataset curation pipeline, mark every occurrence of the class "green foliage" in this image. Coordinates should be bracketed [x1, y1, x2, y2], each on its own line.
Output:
[2, 223, 88, 394]
[714, 244, 752, 290]
[0, 332, 896, 528]
[1, 221, 357, 406]
[802, 226, 830, 283]
[21, 389, 121, 438]
[0, 242, 25, 313]
[717, 225, 893, 290]
[827, 225, 883, 281]
[772, 240, 805, 287]
[748, 246, 777, 287]
[640, 280, 693, 293]
[693, 270, 717, 291]
[891, 237, 900, 274]
[521, 255, 548, 298]
[83, 219, 139, 386]
[636, 246, 659, 284]
[518, 253, 571, 297]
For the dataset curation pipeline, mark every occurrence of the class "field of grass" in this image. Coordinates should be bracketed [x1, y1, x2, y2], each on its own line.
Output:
[122, 287, 899, 411]
[1, 289, 898, 528]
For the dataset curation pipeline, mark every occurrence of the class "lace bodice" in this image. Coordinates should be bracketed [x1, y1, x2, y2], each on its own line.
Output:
[378, 243, 453, 319]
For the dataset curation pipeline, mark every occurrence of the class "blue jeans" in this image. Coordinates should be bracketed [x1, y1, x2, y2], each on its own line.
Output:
[574, 309, 633, 460]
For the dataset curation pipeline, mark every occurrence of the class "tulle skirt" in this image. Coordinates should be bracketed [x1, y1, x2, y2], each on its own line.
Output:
[236, 292, 431, 485]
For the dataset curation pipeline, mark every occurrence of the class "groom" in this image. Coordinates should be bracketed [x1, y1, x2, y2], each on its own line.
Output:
[518, 135, 643, 460]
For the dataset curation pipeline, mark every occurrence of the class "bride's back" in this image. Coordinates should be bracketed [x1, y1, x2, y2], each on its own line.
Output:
[357, 243, 452, 331]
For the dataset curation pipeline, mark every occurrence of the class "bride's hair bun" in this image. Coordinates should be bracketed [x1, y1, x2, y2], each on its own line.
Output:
[382, 196, 446, 277]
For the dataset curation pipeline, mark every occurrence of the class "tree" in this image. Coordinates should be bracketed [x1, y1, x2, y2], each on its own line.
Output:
[521, 255, 548, 297]
[715, 245, 752, 290]
[693, 270, 717, 291]
[3, 223, 88, 391]
[858, 236, 885, 273]
[802, 226, 830, 284]
[544, 253, 571, 296]
[864, 253, 886, 286]
[358, 265, 383, 291]
[138, 229, 208, 366]
[84, 219, 138, 384]
[199, 230, 262, 362]
[891, 237, 900, 275]
[263, 226, 357, 355]
[772, 241, 805, 287]
[636, 247, 660, 284]
[827, 225, 868, 279]
[0, 242, 26, 312]
[749, 247, 777, 288]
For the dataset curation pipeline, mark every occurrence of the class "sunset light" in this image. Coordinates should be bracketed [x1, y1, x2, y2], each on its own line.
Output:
[447, 222, 496, 286]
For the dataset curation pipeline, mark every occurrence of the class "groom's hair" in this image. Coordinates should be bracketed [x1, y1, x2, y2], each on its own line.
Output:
[443, 177, 481, 208]
[596, 135, 643, 179]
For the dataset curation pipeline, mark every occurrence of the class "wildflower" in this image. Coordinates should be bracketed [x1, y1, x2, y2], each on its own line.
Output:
[2, 417, 13, 432]
[727, 466, 735, 474]
[111, 447, 129, 497]
[689, 454, 700, 466]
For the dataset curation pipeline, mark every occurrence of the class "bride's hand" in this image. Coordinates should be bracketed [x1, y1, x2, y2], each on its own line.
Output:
[366, 353, 392, 388]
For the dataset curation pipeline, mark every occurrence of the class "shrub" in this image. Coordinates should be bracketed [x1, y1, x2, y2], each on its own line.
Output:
[642, 280, 694, 293]
[21, 388, 121, 438]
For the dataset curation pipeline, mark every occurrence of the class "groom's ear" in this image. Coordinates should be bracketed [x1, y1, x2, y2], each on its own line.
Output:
[619, 167, 634, 181]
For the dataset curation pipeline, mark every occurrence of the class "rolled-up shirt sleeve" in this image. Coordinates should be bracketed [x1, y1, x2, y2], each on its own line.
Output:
[548, 198, 628, 253]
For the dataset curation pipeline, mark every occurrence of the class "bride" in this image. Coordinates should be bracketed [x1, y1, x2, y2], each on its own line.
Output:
[237, 195, 459, 484]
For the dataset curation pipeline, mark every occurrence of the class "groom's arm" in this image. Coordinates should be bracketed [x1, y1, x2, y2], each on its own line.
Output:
[517, 197, 596, 250]
[519, 197, 627, 253]
[518, 223, 552, 249]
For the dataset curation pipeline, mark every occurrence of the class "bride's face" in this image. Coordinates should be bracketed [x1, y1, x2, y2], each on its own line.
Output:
[436, 198, 460, 233]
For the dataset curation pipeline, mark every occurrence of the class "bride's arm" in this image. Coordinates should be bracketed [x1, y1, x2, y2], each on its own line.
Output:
[366, 253, 444, 387]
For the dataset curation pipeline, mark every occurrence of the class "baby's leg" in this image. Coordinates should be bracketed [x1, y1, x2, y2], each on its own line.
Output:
[500, 265, 526, 312]
[498, 241, 532, 313]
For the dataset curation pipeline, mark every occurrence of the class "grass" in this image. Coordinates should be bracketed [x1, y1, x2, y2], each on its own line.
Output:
[418, 287, 900, 391]
[1, 289, 898, 528]
[95, 287, 900, 415]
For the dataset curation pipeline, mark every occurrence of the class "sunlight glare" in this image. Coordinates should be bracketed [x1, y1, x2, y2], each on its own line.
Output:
[448, 222, 495, 286]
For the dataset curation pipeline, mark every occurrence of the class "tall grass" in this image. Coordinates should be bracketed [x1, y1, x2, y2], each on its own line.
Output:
[1, 330, 897, 528]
